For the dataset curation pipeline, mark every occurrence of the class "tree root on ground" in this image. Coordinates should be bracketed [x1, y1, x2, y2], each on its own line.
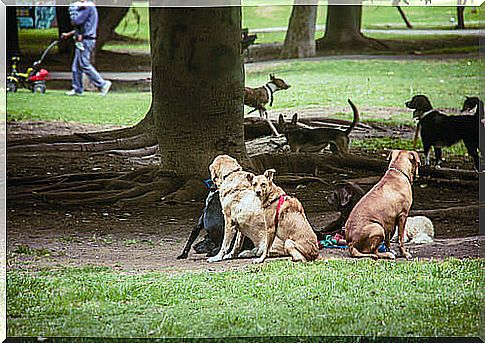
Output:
[7, 133, 157, 154]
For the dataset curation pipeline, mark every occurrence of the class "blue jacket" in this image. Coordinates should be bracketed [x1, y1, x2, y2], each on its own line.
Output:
[70, 3, 98, 39]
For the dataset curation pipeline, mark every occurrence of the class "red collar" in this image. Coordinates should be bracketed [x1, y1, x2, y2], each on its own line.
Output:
[275, 194, 287, 229]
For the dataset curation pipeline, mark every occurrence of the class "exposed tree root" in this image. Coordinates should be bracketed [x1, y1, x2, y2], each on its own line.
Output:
[8, 133, 157, 154]
[8, 110, 155, 148]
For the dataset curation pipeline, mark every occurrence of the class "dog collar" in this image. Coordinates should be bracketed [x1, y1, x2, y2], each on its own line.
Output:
[388, 167, 413, 185]
[417, 109, 435, 121]
[264, 83, 275, 107]
[274, 194, 288, 230]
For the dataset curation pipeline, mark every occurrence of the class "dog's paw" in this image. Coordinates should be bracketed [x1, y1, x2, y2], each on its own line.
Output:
[252, 257, 265, 264]
[238, 250, 255, 258]
[403, 252, 413, 259]
[207, 255, 222, 263]
[176, 253, 187, 260]
[222, 253, 234, 260]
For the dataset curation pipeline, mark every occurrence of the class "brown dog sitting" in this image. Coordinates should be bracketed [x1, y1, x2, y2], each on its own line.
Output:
[345, 150, 420, 259]
[244, 74, 291, 136]
[251, 169, 320, 263]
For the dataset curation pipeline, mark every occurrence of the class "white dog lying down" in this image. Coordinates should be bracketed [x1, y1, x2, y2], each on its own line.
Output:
[391, 216, 434, 244]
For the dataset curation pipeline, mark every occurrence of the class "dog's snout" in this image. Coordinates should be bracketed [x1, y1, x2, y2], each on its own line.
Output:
[256, 190, 261, 196]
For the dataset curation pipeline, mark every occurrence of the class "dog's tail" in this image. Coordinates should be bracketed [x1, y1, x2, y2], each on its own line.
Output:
[344, 99, 360, 135]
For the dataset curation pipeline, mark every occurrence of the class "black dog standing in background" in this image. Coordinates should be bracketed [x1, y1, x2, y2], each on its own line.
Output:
[406, 95, 480, 170]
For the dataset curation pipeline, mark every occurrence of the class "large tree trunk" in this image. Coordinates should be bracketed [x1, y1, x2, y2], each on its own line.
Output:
[280, 2, 318, 59]
[95, 6, 130, 52]
[149, 7, 250, 179]
[56, 6, 73, 54]
[7, 6, 20, 58]
[316, 3, 386, 51]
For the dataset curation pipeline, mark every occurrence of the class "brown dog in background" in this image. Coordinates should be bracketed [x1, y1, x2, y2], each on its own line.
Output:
[251, 169, 319, 263]
[345, 150, 420, 260]
[244, 74, 291, 136]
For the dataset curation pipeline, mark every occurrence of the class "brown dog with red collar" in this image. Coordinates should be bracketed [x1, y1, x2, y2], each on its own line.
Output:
[244, 74, 291, 136]
[251, 168, 319, 263]
[345, 150, 420, 260]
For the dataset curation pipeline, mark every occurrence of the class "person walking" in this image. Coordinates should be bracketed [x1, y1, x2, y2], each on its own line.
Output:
[62, 0, 111, 96]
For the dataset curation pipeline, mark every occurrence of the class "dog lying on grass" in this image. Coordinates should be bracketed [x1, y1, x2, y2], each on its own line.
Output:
[345, 150, 420, 259]
[251, 169, 320, 263]
[406, 94, 479, 170]
[278, 99, 359, 154]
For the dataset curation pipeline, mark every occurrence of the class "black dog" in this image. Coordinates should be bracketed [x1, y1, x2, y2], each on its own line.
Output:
[315, 182, 365, 239]
[405, 95, 480, 170]
[461, 96, 484, 119]
[177, 189, 254, 259]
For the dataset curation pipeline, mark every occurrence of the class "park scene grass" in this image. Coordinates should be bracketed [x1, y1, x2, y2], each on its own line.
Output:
[7, 259, 483, 337]
[6, 3, 482, 340]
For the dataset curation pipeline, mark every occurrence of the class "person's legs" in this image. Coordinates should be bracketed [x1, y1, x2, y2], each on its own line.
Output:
[70, 47, 84, 94]
[79, 40, 107, 89]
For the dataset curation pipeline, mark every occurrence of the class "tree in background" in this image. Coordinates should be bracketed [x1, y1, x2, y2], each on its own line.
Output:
[96, 7, 131, 52]
[7, 6, 20, 58]
[56, 7, 73, 54]
[281, 1, 318, 58]
[316, 2, 386, 51]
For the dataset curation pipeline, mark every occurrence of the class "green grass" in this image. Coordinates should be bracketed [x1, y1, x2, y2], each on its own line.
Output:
[352, 137, 470, 157]
[6, 90, 149, 126]
[7, 258, 483, 337]
[246, 58, 480, 124]
[6, 58, 479, 126]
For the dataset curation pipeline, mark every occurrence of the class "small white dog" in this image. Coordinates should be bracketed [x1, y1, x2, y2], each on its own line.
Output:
[391, 216, 434, 244]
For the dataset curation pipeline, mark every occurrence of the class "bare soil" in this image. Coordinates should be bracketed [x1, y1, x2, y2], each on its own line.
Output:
[6, 120, 481, 273]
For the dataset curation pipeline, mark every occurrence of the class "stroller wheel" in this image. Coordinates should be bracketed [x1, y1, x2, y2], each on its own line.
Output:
[7, 81, 17, 93]
[33, 83, 46, 94]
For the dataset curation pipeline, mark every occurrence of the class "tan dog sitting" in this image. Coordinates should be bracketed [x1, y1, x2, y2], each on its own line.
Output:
[345, 150, 421, 260]
[207, 155, 267, 263]
[251, 169, 320, 263]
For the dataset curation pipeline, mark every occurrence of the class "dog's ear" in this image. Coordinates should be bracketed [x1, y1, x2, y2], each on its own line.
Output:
[278, 114, 285, 125]
[291, 113, 298, 125]
[338, 187, 353, 207]
[264, 169, 276, 183]
[269, 73, 275, 80]
[465, 96, 470, 100]
[246, 173, 254, 184]
[387, 149, 400, 162]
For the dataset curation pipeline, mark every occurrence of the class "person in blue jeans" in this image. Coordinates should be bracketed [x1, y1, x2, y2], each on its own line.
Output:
[62, 0, 111, 96]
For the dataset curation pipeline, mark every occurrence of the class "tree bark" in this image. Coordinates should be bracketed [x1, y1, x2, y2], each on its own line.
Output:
[56, 6, 73, 54]
[7, 6, 20, 58]
[456, 5, 465, 29]
[280, 2, 318, 59]
[316, 3, 386, 51]
[149, 7, 250, 179]
[95, 6, 130, 52]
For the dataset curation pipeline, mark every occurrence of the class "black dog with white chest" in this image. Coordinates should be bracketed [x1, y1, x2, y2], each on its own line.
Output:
[405, 95, 480, 170]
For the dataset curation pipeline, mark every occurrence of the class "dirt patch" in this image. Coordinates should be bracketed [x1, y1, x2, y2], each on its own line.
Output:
[6, 120, 480, 273]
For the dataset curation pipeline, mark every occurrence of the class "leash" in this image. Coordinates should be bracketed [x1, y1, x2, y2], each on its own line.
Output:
[274, 194, 287, 230]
